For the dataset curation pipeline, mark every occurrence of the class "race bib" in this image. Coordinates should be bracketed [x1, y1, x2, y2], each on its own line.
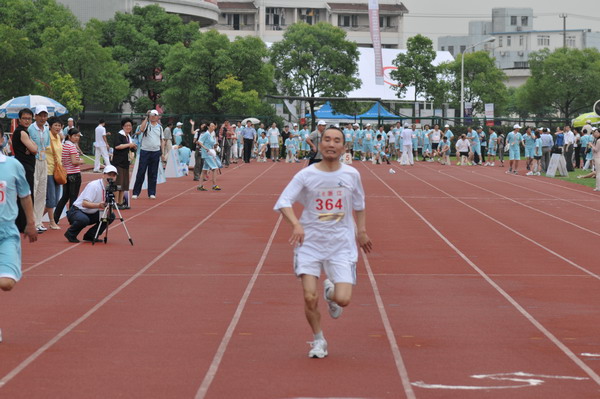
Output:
[314, 187, 346, 222]
[38, 149, 46, 161]
[365, 133, 372, 140]
[0, 181, 6, 205]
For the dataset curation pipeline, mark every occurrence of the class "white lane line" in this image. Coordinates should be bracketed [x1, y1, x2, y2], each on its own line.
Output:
[435, 168, 600, 238]
[195, 215, 282, 399]
[581, 353, 600, 357]
[0, 163, 275, 390]
[413, 371, 588, 390]
[361, 251, 417, 399]
[392, 165, 600, 282]
[22, 164, 246, 274]
[467, 169, 600, 214]
[361, 163, 600, 387]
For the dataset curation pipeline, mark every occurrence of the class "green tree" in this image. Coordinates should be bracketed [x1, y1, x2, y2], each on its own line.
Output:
[37, 72, 84, 115]
[390, 34, 439, 114]
[161, 30, 274, 114]
[0, 25, 41, 100]
[270, 22, 361, 127]
[214, 76, 262, 116]
[40, 27, 129, 111]
[517, 48, 600, 119]
[444, 51, 508, 117]
[94, 4, 201, 108]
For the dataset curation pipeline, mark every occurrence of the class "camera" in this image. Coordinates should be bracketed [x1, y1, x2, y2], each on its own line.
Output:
[105, 178, 120, 202]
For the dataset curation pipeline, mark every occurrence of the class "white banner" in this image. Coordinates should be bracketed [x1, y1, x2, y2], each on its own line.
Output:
[368, 0, 384, 85]
[485, 103, 495, 119]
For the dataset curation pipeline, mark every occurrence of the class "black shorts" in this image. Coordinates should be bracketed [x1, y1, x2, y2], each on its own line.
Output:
[432, 143, 439, 150]
[534, 156, 542, 160]
[459, 151, 469, 158]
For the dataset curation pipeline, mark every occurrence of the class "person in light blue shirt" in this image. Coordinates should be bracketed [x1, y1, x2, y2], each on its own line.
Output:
[284, 136, 298, 163]
[487, 128, 498, 166]
[466, 127, 480, 165]
[28, 107, 51, 231]
[0, 151, 38, 294]
[299, 125, 311, 158]
[523, 127, 536, 171]
[527, 131, 543, 176]
[353, 125, 364, 160]
[257, 132, 269, 162]
[362, 124, 375, 161]
[197, 123, 221, 191]
[178, 144, 191, 165]
[343, 124, 354, 154]
[374, 133, 390, 165]
[506, 124, 524, 174]
[422, 125, 432, 161]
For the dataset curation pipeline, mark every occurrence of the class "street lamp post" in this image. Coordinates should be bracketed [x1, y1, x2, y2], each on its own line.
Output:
[460, 37, 495, 124]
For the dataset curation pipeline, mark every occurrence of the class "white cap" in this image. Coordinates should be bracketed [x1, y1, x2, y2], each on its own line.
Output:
[103, 165, 118, 175]
[149, 110, 159, 116]
[67, 117, 73, 122]
[334, 123, 340, 128]
[444, 124, 449, 128]
[366, 123, 372, 126]
[353, 123, 359, 127]
[293, 123, 298, 126]
[34, 105, 48, 115]
[513, 124, 522, 129]
[403, 123, 409, 128]
[538, 127, 544, 131]
[176, 122, 183, 126]
[317, 120, 326, 126]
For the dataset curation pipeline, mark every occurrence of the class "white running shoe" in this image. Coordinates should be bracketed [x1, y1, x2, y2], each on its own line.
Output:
[308, 339, 328, 358]
[149, 195, 156, 199]
[535, 172, 541, 176]
[526, 171, 534, 176]
[131, 195, 138, 199]
[491, 162, 495, 166]
[323, 279, 343, 319]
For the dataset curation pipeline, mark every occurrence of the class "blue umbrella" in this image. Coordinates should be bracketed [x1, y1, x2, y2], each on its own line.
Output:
[0, 95, 68, 118]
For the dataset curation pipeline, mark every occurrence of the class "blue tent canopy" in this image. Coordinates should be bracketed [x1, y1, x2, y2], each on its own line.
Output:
[305, 101, 353, 119]
[356, 102, 399, 119]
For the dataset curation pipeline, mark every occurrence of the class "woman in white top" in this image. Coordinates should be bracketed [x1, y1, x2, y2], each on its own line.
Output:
[268, 122, 280, 162]
[592, 129, 600, 191]
[455, 134, 472, 166]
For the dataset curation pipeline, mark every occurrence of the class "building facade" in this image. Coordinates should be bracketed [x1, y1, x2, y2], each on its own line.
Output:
[438, 7, 600, 87]
[214, 0, 408, 48]
[56, 0, 220, 26]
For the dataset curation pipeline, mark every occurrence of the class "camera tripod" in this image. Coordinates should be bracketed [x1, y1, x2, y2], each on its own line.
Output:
[93, 194, 134, 246]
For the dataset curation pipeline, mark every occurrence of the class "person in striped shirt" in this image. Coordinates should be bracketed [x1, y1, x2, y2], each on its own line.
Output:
[54, 128, 85, 224]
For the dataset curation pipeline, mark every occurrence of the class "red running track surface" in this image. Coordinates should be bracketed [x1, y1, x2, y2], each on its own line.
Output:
[1, 160, 600, 398]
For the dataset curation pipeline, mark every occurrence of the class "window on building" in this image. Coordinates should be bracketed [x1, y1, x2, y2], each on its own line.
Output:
[338, 14, 358, 27]
[521, 16, 529, 26]
[448, 45, 454, 55]
[537, 35, 550, 46]
[514, 61, 529, 68]
[519, 35, 524, 46]
[460, 45, 466, 53]
[379, 16, 392, 28]
[498, 36, 503, 47]
[225, 13, 247, 30]
[507, 36, 511, 46]
[266, 7, 281, 26]
[303, 9, 319, 25]
[441, 46, 445, 51]
[567, 35, 576, 47]
[511, 16, 517, 25]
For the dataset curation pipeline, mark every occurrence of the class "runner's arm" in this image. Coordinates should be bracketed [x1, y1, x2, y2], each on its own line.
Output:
[279, 207, 304, 246]
[354, 210, 372, 253]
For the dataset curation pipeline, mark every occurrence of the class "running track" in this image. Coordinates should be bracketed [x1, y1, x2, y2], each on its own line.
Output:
[1, 160, 599, 398]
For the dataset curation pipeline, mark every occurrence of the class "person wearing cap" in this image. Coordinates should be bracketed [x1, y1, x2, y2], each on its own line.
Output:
[173, 121, 184, 146]
[93, 119, 112, 173]
[54, 127, 85, 223]
[527, 130, 543, 176]
[64, 165, 118, 243]
[132, 110, 165, 199]
[0, 142, 38, 341]
[361, 123, 375, 162]
[28, 106, 51, 232]
[506, 124, 524, 174]
[306, 120, 327, 165]
[298, 124, 310, 159]
[400, 123, 414, 165]
[62, 117, 75, 138]
[443, 124, 454, 159]
[352, 123, 363, 160]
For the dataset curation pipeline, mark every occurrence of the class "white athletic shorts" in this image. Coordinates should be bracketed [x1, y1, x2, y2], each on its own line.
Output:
[294, 255, 357, 285]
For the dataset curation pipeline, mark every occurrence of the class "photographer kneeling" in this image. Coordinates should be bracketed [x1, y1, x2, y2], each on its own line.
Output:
[64, 166, 117, 243]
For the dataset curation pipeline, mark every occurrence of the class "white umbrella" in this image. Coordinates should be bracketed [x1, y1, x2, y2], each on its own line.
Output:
[241, 117, 260, 125]
[0, 94, 68, 118]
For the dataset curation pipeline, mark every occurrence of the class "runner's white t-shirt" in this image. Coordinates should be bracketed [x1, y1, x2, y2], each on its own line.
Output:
[95, 125, 106, 148]
[274, 164, 365, 262]
[387, 131, 396, 143]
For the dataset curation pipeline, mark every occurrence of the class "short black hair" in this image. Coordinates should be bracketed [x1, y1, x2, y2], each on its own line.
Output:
[324, 126, 345, 143]
[18, 108, 33, 118]
[99, 119, 105, 124]
[47, 116, 63, 127]
[121, 117, 133, 127]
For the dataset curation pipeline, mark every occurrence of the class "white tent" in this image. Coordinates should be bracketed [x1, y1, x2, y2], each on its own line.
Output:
[348, 47, 454, 101]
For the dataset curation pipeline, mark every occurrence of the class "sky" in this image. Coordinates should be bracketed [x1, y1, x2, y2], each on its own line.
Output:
[401, 1, 600, 46]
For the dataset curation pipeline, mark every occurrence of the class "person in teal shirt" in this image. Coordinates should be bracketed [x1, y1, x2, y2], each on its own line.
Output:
[257, 132, 269, 162]
[487, 128, 498, 166]
[353, 125, 364, 160]
[374, 134, 390, 165]
[422, 125, 432, 161]
[0, 149, 38, 305]
[284, 136, 298, 163]
[466, 127, 480, 165]
[527, 131, 543, 176]
[506, 124, 524, 174]
[523, 127, 536, 171]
